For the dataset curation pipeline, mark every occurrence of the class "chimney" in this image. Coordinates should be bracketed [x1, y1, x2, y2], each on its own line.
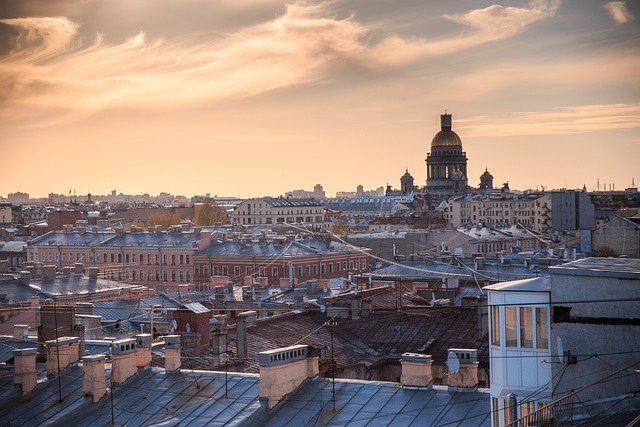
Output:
[43, 265, 56, 281]
[13, 324, 29, 341]
[259, 345, 319, 409]
[110, 338, 137, 384]
[239, 311, 257, 328]
[447, 349, 479, 389]
[63, 224, 73, 233]
[135, 334, 153, 368]
[13, 348, 37, 395]
[82, 354, 106, 402]
[400, 353, 433, 387]
[164, 335, 181, 372]
[31, 295, 40, 307]
[75, 302, 94, 315]
[74, 262, 84, 274]
[236, 317, 248, 359]
[62, 267, 72, 278]
[45, 336, 80, 374]
[88, 267, 99, 281]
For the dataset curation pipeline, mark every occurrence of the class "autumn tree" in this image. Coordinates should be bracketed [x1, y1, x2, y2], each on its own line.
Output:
[195, 202, 228, 226]
[330, 217, 352, 238]
[147, 212, 181, 230]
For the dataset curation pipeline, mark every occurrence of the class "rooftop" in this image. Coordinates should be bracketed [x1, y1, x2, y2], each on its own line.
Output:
[550, 257, 640, 279]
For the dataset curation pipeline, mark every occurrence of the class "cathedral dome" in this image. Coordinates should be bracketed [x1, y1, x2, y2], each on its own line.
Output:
[430, 113, 462, 147]
[431, 130, 462, 147]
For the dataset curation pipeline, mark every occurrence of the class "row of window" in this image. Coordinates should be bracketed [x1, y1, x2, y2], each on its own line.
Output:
[30, 251, 191, 265]
[106, 269, 192, 282]
[197, 259, 367, 279]
[491, 305, 549, 349]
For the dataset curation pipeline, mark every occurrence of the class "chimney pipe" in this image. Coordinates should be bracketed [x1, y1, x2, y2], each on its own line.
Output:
[82, 354, 106, 402]
[110, 338, 138, 384]
[13, 324, 29, 341]
[13, 348, 37, 395]
[164, 335, 181, 372]
[400, 353, 433, 387]
[45, 336, 80, 375]
[135, 334, 153, 368]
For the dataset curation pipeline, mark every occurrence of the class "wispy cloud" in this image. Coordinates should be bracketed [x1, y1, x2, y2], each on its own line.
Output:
[0, 1, 562, 129]
[603, 1, 634, 24]
[444, 0, 560, 39]
[460, 104, 640, 137]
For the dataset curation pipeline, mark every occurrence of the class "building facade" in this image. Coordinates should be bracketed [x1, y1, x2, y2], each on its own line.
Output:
[230, 197, 328, 230]
[193, 233, 370, 286]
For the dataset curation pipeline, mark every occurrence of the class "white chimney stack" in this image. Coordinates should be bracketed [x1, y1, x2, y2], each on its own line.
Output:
[82, 354, 106, 402]
[13, 348, 37, 395]
[110, 338, 138, 384]
[164, 335, 181, 372]
[45, 337, 80, 375]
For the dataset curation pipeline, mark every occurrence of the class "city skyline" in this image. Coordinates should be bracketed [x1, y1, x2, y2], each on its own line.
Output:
[1, 0, 639, 199]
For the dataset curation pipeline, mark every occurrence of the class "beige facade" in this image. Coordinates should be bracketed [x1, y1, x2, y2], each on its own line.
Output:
[230, 197, 327, 229]
[448, 192, 547, 232]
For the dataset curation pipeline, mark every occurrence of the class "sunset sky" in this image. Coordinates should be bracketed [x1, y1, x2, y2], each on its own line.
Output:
[1, 0, 638, 199]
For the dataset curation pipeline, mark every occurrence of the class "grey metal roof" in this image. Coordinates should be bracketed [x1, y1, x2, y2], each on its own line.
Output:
[550, 257, 640, 279]
[179, 302, 209, 314]
[0, 240, 26, 253]
[366, 261, 550, 282]
[0, 365, 263, 426]
[99, 231, 200, 248]
[29, 230, 116, 246]
[263, 378, 491, 426]
[199, 237, 364, 257]
[0, 363, 491, 426]
[0, 337, 38, 363]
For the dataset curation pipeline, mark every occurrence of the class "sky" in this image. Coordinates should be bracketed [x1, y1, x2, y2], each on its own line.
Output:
[0, 0, 638, 199]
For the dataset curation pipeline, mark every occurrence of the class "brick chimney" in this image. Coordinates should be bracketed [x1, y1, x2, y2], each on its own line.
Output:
[45, 336, 80, 374]
[400, 353, 433, 387]
[447, 348, 479, 389]
[135, 334, 153, 368]
[82, 354, 106, 402]
[236, 316, 248, 359]
[13, 348, 37, 395]
[110, 338, 137, 384]
[88, 267, 99, 280]
[164, 335, 181, 372]
[13, 324, 29, 341]
[259, 345, 319, 409]
[43, 265, 56, 281]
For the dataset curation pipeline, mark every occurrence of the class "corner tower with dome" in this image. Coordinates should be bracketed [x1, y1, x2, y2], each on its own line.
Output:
[425, 113, 468, 196]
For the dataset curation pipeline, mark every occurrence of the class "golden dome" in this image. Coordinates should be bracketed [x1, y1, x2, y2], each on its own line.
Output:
[431, 130, 462, 147]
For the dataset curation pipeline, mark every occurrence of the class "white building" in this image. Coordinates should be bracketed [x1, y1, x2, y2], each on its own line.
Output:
[486, 258, 640, 426]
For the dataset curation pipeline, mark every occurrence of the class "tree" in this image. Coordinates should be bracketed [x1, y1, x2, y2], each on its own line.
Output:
[195, 202, 228, 226]
[330, 217, 351, 238]
[148, 212, 181, 230]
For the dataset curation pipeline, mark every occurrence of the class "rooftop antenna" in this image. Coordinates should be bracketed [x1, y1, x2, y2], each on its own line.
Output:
[447, 350, 460, 374]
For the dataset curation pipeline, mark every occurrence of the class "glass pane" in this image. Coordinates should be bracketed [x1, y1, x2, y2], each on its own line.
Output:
[505, 307, 517, 347]
[520, 307, 533, 347]
[536, 307, 549, 349]
[491, 306, 501, 346]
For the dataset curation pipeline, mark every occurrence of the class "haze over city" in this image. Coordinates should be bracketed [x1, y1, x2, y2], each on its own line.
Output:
[1, 0, 638, 198]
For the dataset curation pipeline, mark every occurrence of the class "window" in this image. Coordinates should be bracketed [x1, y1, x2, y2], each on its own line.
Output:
[272, 267, 278, 278]
[245, 267, 252, 277]
[520, 307, 533, 348]
[491, 306, 501, 346]
[505, 307, 517, 347]
[222, 266, 228, 275]
[234, 266, 240, 277]
[536, 307, 548, 348]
